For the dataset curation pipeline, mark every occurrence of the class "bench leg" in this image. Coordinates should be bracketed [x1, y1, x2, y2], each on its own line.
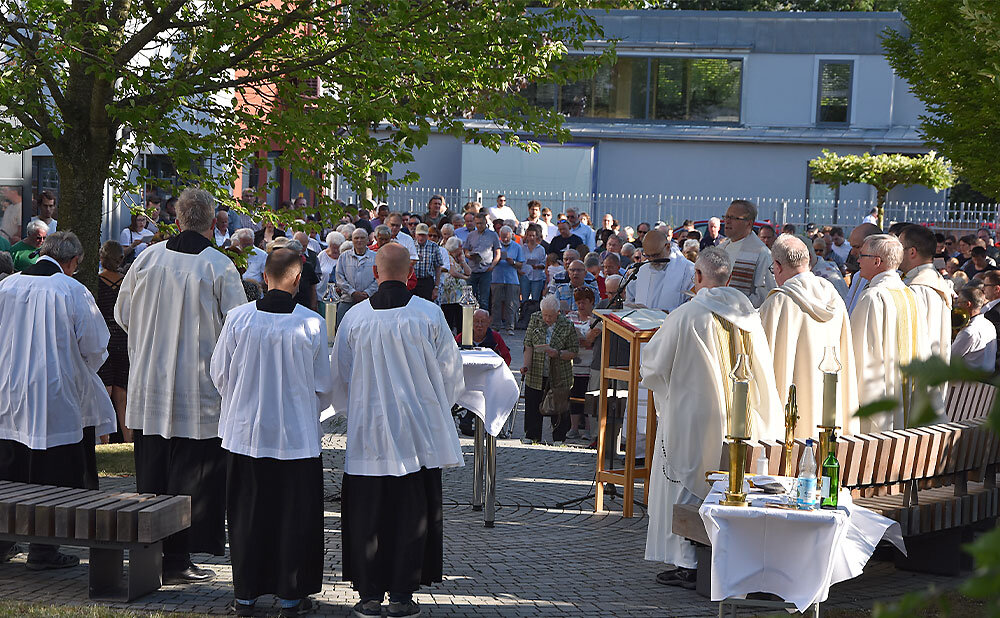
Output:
[88, 541, 162, 601]
[695, 544, 712, 599]
[89, 547, 125, 599]
[127, 542, 163, 601]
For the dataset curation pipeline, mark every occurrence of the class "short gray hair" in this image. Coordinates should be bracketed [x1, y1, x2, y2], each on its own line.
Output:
[176, 188, 216, 233]
[563, 248, 580, 262]
[374, 224, 391, 238]
[232, 228, 254, 244]
[0, 252, 13, 275]
[444, 236, 463, 252]
[863, 234, 904, 270]
[285, 239, 304, 255]
[339, 241, 353, 253]
[440, 223, 454, 235]
[584, 252, 600, 269]
[351, 227, 369, 240]
[39, 231, 84, 263]
[621, 243, 635, 256]
[682, 239, 700, 253]
[731, 199, 757, 221]
[499, 225, 513, 237]
[540, 294, 560, 312]
[695, 246, 733, 285]
[771, 234, 810, 269]
[605, 274, 623, 292]
[25, 219, 48, 237]
[326, 231, 346, 248]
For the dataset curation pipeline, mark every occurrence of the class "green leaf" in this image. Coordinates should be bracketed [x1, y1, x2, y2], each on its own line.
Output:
[854, 399, 898, 419]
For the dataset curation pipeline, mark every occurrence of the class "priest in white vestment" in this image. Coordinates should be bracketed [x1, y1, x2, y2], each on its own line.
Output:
[331, 243, 465, 618]
[624, 229, 695, 311]
[640, 247, 782, 589]
[843, 223, 882, 313]
[951, 287, 997, 372]
[211, 248, 334, 615]
[760, 235, 859, 437]
[899, 224, 952, 419]
[718, 200, 775, 307]
[0, 232, 116, 569]
[115, 188, 247, 583]
[850, 234, 927, 432]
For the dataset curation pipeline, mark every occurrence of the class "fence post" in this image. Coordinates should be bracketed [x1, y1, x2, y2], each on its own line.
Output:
[562, 191, 567, 215]
[781, 200, 788, 226]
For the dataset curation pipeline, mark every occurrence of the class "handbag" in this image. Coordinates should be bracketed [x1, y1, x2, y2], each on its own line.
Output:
[539, 356, 571, 418]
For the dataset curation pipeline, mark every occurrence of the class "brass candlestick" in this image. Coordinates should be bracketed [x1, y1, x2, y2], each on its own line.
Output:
[723, 354, 752, 507]
[783, 385, 798, 474]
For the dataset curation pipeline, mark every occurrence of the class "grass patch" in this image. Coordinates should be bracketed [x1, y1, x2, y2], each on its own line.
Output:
[95, 443, 135, 477]
[752, 587, 988, 617]
[0, 601, 205, 617]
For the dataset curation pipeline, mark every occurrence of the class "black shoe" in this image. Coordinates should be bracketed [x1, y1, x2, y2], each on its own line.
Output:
[0, 544, 20, 563]
[25, 552, 79, 570]
[656, 567, 696, 589]
[352, 599, 382, 618]
[279, 598, 314, 617]
[388, 599, 421, 617]
[227, 600, 256, 616]
[163, 564, 216, 584]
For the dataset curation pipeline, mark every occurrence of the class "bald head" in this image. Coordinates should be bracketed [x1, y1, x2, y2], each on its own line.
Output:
[293, 231, 310, 248]
[642, 229, 667, 258]
[374, 242, 413, 283]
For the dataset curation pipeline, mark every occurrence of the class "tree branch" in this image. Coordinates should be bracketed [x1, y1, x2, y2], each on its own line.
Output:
[113, 0, 187, 65]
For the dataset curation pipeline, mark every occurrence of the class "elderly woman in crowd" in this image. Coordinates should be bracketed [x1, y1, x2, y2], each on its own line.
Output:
[318, 231, 345, 298]
[567, 287, 598, 440]
[439, 236, 472, 332]
[682, 239, 700, 263]
[371, 224, 392, 250]
[520, 295, 579, 445]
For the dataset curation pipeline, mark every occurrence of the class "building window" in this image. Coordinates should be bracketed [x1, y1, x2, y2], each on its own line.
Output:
[31, 157, 60, 200]
[525, 55, 742, 125]
[816, 60, 853, 126]
[806, 166, 841, 223]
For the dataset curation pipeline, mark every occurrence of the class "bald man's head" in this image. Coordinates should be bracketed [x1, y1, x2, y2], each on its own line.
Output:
[642, 229, 667, 258]
[848, 222, 882, 262]
[374, 242, 413, 283]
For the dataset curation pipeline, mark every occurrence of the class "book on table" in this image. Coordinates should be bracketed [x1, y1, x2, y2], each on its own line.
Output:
[595, 308, 668, 332]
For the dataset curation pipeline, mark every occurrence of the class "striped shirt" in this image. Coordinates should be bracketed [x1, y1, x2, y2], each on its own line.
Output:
[415, 239, 444, 279]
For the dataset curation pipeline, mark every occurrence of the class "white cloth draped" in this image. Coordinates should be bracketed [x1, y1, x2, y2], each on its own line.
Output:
[0, 266, 116, 447]
[211, 303, 335, 460]
[759, 272, 860, 436]
[330, 296, 466, 476]
[115, 242, 247, 439]
[624, 257, 695, 311]
[456, 349, 519, 437]
[640, 286, 782, 566]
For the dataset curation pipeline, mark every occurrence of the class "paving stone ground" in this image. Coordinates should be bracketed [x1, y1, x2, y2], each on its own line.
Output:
[0, 331, 972, 616]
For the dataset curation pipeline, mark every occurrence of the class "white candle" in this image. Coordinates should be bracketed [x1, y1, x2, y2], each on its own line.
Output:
[822, 371, 838, 427]
[731, 381, 749, 438]
[462, 305, 474, 347]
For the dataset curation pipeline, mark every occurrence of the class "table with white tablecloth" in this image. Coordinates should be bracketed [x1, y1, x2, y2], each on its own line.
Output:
[699, 477, 906, 613]
[456, 349, 520, 527]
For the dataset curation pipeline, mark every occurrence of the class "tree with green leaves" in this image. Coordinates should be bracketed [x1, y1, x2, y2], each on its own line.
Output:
[808, 149, 955, 228]
[0, 0, 609, 288]
[882, 1, 1000, 203]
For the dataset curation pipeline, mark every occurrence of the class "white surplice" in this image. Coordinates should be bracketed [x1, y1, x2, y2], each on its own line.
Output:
[904, 263, 952, 418]
[844, 274, 868, 314]
[624, 256, 695, 311]
[640, 286, 782, 567]
[115, 242, 247, 439]
[952, 314, 997, 373]
[0, 262, 116, 448]
[211, 303, 335, 460]
[720, 233, 776, 307]
[849, 270, 927, 432]
[759, 271, 860, 437]
[330, 296, 465, 476]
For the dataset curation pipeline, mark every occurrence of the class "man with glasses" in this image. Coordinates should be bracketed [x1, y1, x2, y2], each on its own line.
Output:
[718, 200, 774, 307]
[565, 208, 595, 252]
[899, 224, 952, 418]
[844, 222, 882, 314]
[850, 234, 926, 432]
[634, 222, 651, 250]
[539, 207, 558, 242]
[385, 212, 418, 261]
[488, 194, 518, 227]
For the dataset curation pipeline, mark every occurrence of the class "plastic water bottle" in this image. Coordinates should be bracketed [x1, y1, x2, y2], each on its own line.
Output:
[796, 439, 818, 510]
[755, 452, 769, 476]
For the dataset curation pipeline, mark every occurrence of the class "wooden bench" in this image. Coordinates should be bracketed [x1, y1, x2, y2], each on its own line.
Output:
[945, 380, 996, 422]
[0, 481, 191, 601]
[672, 418, 1000, 590]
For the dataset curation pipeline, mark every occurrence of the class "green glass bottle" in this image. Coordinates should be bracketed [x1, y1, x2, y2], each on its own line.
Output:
[821, 436, 840, 509]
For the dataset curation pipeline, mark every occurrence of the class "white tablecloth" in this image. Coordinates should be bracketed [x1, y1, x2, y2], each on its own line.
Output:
[456, 349, 519, 437]
[699, 479, 905, 612]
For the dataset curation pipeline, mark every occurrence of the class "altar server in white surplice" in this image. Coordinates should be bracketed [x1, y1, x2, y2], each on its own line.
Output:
[640, 247, 781, 590]
[899, 224, 952, 420]
[211, 248, 334, 615]
[331, 243, 465, 618]
[850, 234, 927, 432]
[719, 199, 775, 307]
[760, 235, 859, 437]
[115, 188, 246, 583]
[624, 229, 695, 311]
[0, 232, 116, 569]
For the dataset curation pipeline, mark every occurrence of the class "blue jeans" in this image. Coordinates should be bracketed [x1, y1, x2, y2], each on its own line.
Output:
[520, 277, 545, 303]
[469, 270, 492, 309]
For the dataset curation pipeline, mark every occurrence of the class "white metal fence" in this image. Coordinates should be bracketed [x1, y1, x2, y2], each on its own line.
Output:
[338, 183, 999, 234]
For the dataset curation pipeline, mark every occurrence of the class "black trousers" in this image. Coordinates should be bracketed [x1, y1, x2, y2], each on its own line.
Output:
[413, 276, 436, 300]
[227, 453, 323, 601]
[570, 374, 589, 417]
[133, 430, 227, 567]
[0, 427, 97, 559]
[341, 468, 443, 600]
[523, 379, 570, 442]
[442, 303, 462, 332]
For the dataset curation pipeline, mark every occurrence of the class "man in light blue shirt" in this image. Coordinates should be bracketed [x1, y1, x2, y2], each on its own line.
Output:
[555, 260, 600, 313]
[490, 226, 524, 334]
[463, 212, 501, 310]
[455, 212, 476, 243]
[566, 208, 596, 251]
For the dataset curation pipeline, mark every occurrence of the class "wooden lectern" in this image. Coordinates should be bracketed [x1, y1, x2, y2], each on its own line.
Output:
[594, 309, 665, 517]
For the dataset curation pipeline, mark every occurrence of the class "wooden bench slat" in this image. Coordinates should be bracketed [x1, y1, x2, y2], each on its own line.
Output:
[95, 494, 156, 542]
[33, 489, 102, 537]
[55, 492, 131, 539]
[0, 485, 66, 533]
[137, 496, 192, 544]
[116, 495, 173, 543]
[14, 487, 91, 536]
[75, 494, 141, 541]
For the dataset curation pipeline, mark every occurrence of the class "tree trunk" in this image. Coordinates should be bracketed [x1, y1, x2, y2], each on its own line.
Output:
[876, 189, 887, 230]
[55, 148, 114, 293]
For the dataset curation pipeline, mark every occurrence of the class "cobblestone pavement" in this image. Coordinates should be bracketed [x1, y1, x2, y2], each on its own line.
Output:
[0, 332, 968, 616]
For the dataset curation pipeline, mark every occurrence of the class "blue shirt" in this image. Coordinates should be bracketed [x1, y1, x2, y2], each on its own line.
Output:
[455, 226, 474, 242]
[464, 228, 501, 273]
[571, 223, 596, 251]
[493, 240, 525, 285]
[554, 281, 600, 312]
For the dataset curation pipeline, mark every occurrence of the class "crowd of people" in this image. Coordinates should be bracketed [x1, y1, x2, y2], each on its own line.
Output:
[0, 186, 996, 614]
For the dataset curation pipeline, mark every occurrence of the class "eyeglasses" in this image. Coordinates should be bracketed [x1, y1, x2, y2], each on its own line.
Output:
[724, 214, 750, 222]
[859, 253, 880, 260]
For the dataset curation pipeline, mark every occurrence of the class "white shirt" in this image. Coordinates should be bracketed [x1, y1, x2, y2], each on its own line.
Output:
[330, 295, 465, 476]
[863, 214, 878, 225]
[392, 231, 418, 260]
[212, 302, 335, 459]
[625, 257, 695, 311]
[952, 314, 997, 373]
[0, 258, 116, 448]
[115, 241, 247, 439]
[243, 246, 267, 284]
[214, 229, 231, 247]
[120, 227, 154, 257]
[830, 239, 851, 263]
[488, 205, 518, 226]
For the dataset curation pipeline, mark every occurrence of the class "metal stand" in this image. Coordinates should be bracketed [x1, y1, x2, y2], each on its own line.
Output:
[471, 417, 498, 527]
[718, 598, 819, 617]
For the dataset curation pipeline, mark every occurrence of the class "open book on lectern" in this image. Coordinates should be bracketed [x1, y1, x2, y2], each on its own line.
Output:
[595, 308, 668, 333]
